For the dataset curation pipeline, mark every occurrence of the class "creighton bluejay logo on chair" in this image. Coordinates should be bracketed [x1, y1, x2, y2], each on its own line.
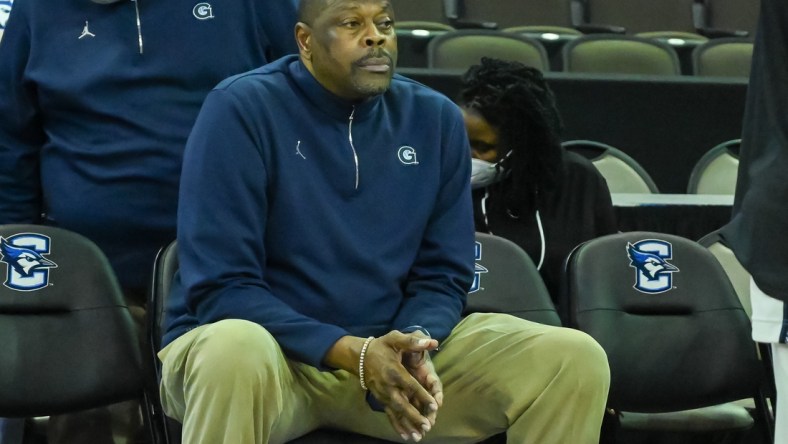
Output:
[0, 234, 58, 291]
[627, 240, 679, 294]
[469, 241, 488, 293]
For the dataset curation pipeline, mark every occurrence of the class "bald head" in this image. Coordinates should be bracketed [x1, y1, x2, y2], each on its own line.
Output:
[298, 0, 330, 25]
[298, 0, 396, 25]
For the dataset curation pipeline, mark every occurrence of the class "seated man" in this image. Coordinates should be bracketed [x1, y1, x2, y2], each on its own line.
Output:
[157, 0, 611, 442]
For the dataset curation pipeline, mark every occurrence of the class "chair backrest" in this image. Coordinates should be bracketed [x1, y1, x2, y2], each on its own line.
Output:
[466, 232, 561, 326]
[562, 231, 761, 413]
[705, 0, 760, 37]
[391, 0, 450, 25]
[687, 139, 740, 194]
[150, 240, 179, 365]
[582, 0, 699, 34]
[148, 240, 180, 444]
[562, 33, 682, 75]
[563, 140, 660, 193]
[461, 0, 575, 30]
[427, 30, 550, 71]
[503, 25, 582, 36]
[0, 225, 143, 417]
[396, 20, 455, 32]
[698, 229, 752, 316]
[692, 38, 754, 78]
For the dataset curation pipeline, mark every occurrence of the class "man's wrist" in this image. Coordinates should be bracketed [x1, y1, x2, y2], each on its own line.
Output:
[401, 325, 439, 354]
[323, 335, 367, 374]
[400, 325, 431, 337]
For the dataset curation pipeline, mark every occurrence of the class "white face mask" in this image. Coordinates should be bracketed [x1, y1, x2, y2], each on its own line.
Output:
[470, 150, 512, 189]
[471, 158, 501, 189]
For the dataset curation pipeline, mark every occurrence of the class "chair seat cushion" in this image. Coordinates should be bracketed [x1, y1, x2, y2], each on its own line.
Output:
[619, 402, 754, 432]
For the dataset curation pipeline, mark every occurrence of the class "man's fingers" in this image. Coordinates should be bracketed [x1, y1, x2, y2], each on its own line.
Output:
[384, 407, 411, 441]
[403, 350, 425, 368]
[424, 372, 443, 405]
[403, 377, 438, 427]
[385, 390, 431, 441]
[386, 331, 439, 353]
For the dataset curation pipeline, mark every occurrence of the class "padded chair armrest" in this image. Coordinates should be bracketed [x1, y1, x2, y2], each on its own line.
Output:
[574, 23, 627, 34]
[697, 27, 749, 39]
[448, 18, 498, 30]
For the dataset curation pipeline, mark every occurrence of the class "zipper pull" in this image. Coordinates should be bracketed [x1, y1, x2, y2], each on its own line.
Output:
[133, 0, 143, 54]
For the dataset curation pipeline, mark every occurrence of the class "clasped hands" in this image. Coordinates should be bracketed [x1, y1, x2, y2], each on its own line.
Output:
[363, 331, 442, 442]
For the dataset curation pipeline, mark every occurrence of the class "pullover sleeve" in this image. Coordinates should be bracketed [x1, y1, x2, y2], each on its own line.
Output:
[391, 108, 475, 342]
[0, 2, 45, 224]
[177, 88, 349, 369]
[257, 0, 299, 61]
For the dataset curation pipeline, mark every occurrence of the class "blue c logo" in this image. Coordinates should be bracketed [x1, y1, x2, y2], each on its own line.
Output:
[628, 239, 679, 294]
[469, 241, 488, 293]
[1, 233, 57, 292]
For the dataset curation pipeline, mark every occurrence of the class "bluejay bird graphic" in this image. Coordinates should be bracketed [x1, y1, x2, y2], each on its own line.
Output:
[0, 237, 57, 277]
[627, 243, 678, 281]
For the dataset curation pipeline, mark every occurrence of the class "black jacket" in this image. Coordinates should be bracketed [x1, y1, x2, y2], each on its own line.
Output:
[473, 151, 617, 300]
[722, 0, 788, 302]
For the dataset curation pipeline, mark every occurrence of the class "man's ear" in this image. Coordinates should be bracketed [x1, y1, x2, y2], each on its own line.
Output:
[295, 22, 312, 60]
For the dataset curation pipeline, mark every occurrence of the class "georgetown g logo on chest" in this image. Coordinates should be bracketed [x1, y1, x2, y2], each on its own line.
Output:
[0, 233, 58, 291]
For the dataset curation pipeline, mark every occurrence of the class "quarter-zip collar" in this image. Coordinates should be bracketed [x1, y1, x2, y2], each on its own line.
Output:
[290, 57, 383, 122]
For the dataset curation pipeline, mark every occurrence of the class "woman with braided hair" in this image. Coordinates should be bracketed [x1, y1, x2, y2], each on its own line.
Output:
[459, 57, 617, 301]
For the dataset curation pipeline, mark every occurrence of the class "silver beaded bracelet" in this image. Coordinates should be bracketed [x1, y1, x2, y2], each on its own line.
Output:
[359, 336, 375, 391]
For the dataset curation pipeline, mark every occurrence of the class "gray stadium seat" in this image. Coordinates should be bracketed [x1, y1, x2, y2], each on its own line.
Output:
[562, 231, 773, 442]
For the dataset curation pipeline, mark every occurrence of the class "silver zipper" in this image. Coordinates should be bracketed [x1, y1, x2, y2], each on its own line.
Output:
[348, 107, 360, 190]
[133, 0, 143, 54]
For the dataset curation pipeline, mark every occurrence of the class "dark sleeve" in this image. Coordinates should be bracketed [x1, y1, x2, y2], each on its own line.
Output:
[0, 1, 45, 224]
[258, 0, 299, 61]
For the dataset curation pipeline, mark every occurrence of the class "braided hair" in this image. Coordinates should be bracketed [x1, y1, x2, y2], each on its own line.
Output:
[459, 57, 564, 213]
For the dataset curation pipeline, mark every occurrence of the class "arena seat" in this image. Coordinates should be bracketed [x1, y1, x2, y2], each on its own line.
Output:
[692, 38, 754, 78]
[427, 30, 550, 71]
[686, 139, 740, 194]
[0, 224, 156, 442]
[563, 140, 660, 193]
[702, 0, 759, 38]
[562, 34, 682, 75]
[577, 0, 703, 37]
[562, 231, 773, 442]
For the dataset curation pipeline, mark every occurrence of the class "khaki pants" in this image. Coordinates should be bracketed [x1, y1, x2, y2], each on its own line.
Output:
[159, 313, 610, 444]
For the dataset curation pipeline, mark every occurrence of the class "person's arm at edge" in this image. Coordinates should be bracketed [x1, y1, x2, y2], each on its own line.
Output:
[258, 0, 299, 60]
[0, 2, 45, 225]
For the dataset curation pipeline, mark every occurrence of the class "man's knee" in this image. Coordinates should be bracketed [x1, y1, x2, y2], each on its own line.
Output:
[187, 319, 283, 382]
[543, 328, 610, 387]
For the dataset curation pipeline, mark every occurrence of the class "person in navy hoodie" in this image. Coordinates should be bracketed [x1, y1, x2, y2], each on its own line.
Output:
[721, 1, 788, 441]
[0, 0, 12, 40]
[158, 0, 611, 442]
[0, 0, 297, 442]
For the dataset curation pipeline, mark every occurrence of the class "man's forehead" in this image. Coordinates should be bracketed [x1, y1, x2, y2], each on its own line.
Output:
[323, 0, 392, 14]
